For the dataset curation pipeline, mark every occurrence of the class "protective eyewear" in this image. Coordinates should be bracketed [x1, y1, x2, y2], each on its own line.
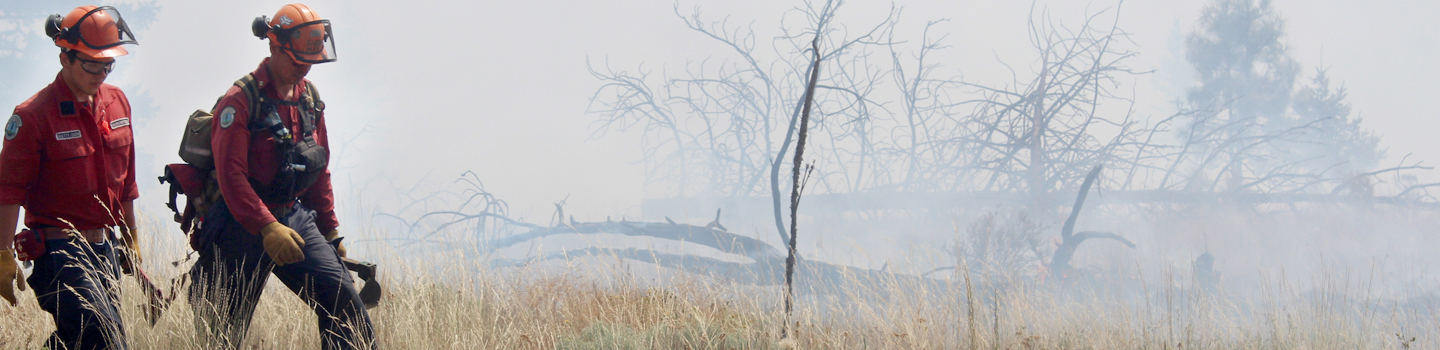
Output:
[68, 51, 116, 75]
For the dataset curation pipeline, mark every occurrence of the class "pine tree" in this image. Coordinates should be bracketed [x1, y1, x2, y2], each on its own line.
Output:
[1287, 68, 1382, 175]
[1183, 0, 1300, 191]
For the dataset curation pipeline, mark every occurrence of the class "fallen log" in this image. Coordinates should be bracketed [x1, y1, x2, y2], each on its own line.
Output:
[483, 215, 947, 297]
[484, 218, 782, 262]
[490, 246, 945, 297]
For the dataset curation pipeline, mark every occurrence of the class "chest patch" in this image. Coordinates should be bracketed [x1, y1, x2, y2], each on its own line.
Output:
[55, 130, 82, 141]
[5, 114, 20, 141]
[219, 106, 237, 129]
[109, 117, 130, 130]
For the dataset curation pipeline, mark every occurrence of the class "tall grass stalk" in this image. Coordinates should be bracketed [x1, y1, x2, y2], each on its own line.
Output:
[5, 250, 1430, 349]
[1, 209, 1434, 349]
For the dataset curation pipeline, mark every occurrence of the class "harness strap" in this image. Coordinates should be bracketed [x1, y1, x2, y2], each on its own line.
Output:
[231, 74, 326, 205]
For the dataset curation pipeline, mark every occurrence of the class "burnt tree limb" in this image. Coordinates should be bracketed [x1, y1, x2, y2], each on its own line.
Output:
[1049, 165, 1136, 274]
[1048, 230, 1136, 273]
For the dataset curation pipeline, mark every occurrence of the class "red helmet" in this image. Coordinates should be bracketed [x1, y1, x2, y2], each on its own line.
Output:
[252, 3, 337, 64]
[45, 5, 138, 58]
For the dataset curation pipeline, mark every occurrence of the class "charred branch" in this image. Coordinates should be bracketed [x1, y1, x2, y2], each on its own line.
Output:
[1049, 230, 1136, 273]
[1049, 165, 1135, 274]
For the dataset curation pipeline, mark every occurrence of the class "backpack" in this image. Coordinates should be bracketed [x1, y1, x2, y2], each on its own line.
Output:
[160, 74, 326, 234]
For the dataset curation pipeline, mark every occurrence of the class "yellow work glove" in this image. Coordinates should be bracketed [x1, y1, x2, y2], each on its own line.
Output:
[259, 222, 306, 266]
[323, 230, 346, 258]
[122, 226, 141, 265]
[0, 249, 24, 306]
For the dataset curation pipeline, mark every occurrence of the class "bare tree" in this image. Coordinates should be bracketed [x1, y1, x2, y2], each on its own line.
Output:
[588, 0, 899, 239]
[944, 3, 1148, 210]
[584, 0, 1437, 285]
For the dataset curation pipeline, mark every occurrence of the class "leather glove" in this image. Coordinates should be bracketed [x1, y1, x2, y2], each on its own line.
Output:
[323, 230, 346, 258]
[122, 226, 142, 265]
[0, 249, 24, 306]
[259, 222, 306, 265]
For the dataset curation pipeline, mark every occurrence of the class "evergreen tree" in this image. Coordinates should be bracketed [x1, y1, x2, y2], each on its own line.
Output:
[1187, 0, 1299, 121]
[1288, 68, 1382, 175]
[1183, 0, 1382, 193]
[1183, 0, 1301, 191]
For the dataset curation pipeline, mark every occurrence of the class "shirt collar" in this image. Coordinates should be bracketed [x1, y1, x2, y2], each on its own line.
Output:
[253, 57, 276, 95]
[49, 73, 106, 119]
[255, 57, 308, 102]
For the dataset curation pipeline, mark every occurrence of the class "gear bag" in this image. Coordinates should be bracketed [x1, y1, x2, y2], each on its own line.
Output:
[12, 229, 44, 261]
[178, 109, 216, 169]
[161, 74, 327, 234]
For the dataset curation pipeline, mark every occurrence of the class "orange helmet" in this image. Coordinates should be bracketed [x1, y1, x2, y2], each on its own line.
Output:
[45, 5, 138, 58]
[251, 3, 337, 64]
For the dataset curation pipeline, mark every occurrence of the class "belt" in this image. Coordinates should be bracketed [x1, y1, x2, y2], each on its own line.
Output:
[38, 227, 112, 243]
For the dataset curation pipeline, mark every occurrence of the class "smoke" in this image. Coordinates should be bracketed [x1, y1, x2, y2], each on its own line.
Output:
[1, 0, 1439, 307]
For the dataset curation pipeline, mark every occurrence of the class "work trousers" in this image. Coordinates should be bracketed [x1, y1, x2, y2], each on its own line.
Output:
[26, 236, 127, 350]
[187, 200, 374, 350]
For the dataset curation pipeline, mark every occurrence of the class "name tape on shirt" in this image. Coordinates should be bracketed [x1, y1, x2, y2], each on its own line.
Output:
[55, 130, 81, 141]
[109, 118, 130, 130]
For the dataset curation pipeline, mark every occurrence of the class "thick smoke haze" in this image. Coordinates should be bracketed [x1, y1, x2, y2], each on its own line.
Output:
[3, 0, 1439, 295]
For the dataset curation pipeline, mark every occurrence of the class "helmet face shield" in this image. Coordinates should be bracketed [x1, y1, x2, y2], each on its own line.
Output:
[68, 6, 138, 53]
[275, 20, 336, 64]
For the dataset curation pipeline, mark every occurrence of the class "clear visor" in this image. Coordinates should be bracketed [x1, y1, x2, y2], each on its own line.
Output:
[277, 20, 337, 64]
[73, 6, 138, 50]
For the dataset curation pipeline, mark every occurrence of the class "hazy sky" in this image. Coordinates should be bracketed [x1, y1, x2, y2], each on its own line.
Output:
[2, 0, 1438, 232]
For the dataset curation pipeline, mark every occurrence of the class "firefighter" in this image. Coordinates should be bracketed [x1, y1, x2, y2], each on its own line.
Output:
[186, 4, 373, 349]
[0, 5, 141, 350]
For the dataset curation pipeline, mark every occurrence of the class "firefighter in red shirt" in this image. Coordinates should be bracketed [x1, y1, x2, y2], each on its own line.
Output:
[186, 4, 373, 349]
[0, 5, 140, 350]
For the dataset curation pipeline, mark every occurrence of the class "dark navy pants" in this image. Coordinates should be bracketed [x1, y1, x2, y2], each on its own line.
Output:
[187, 201, 374, 350]
[26, 236, 127, 350]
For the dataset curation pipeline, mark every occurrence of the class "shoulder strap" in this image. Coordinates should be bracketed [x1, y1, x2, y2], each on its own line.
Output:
[300, 81, 323, 136]
[234, 75, 323, 138]
[304, 80, 323, 108]
[234, 73, 265, 127]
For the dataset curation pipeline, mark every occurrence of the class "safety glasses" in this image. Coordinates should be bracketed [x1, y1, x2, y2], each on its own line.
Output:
[68, 51, 116, 75]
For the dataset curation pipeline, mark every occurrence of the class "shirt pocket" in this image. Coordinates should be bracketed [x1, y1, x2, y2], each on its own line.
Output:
[43, 137, 97, 194]
[46, 136, 94, 160]
[103, 123, 134, 190]
[105, 120, 133, 148]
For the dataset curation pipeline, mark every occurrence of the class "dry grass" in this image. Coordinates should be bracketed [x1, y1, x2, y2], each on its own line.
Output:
[0, 256, 1430, 349]
[1, 208, 1436, 349]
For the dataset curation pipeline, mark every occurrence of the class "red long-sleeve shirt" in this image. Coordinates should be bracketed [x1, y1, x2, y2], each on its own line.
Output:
[0, 73, 138, 230]
[212, 58, 338, 235]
